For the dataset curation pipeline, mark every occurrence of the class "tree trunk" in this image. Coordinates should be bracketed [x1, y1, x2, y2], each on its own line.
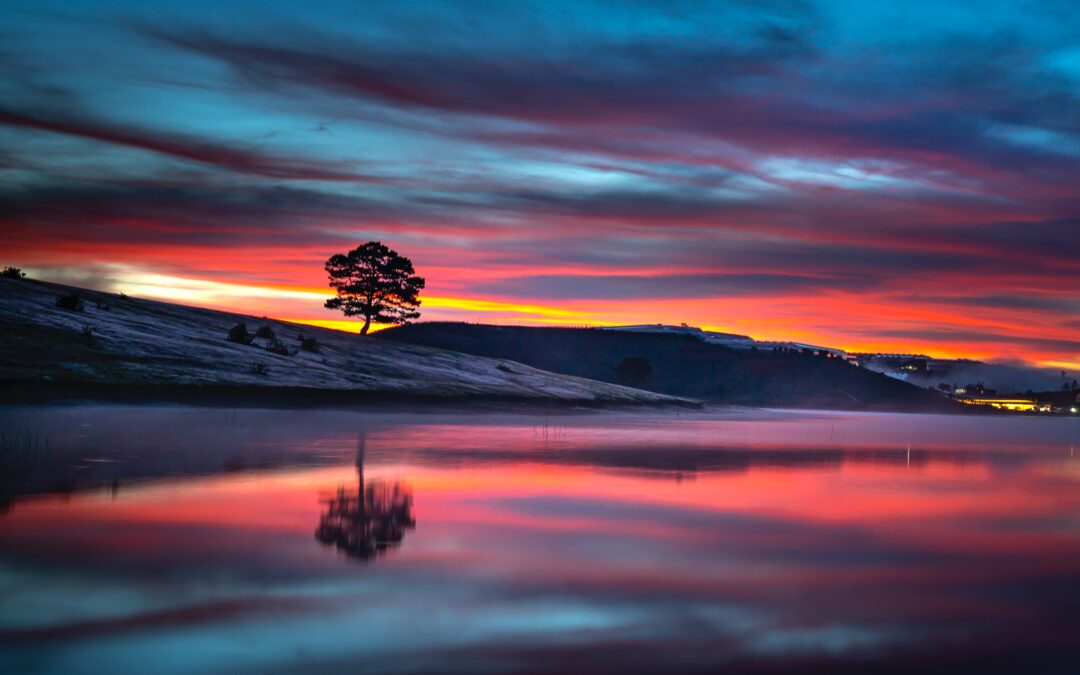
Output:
[360, 316, 371, 334]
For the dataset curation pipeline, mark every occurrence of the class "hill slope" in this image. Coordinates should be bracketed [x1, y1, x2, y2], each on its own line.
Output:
[379, 323, 960, 411]
[0, 279, 688, 407]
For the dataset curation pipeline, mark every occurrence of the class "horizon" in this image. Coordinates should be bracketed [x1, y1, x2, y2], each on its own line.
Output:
[3, 1, 1078, 369]
[6, 273, 1072, 382]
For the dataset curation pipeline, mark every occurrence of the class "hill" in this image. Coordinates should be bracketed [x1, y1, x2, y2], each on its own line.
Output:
[0, 279, 690, 408]
[378, 323, 960, 412]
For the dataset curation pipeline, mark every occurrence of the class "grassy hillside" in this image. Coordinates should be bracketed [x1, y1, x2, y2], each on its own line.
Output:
[0, 279, 690, 407]
[379, 323, 960, 411]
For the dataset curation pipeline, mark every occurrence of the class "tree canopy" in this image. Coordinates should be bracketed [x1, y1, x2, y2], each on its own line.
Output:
[324, 242, 425, 334]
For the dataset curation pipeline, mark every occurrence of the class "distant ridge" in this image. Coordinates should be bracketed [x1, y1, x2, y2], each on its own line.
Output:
[379, 322, 962, 412]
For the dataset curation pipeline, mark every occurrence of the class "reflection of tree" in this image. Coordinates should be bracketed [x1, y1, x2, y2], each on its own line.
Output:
[315, 443, 415, 562]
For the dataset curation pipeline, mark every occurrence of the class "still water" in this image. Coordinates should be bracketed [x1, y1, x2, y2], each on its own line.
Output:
[1, 405, 1078, 674]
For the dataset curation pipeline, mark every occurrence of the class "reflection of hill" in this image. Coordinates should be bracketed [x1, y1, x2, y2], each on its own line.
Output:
[0, 439, 337, 512]
[368, 445, 992, 477]
[315, 451, 415, 562]
[2, 437, 1006, 511]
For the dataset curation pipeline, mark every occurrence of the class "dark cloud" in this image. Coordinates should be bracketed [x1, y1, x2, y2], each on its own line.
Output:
[0, 182, 371, 246]
[4, 177, 1071, 307]
[0, 179, 498, 250]
[143, 22, 1080, 192]
[474, 272, 880, 300]
[904, 295, 1080, 313]
[147, 27, 817, 124]
[0, 107, 382, 182]
[868, 329, 1080, 355]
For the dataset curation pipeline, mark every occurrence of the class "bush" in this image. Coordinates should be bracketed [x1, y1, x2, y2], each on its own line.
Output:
[267, 338, 298, 357]
[227, 322, 253, 345]
[56, 292, 85, 312]
[1, 267, 25, 279]
[254, 325, 276, 340]
[299, 335, 319, 353]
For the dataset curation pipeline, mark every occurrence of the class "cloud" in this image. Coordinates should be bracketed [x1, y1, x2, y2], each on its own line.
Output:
[147, 25, 816, 123]
[866, 329, 1080, 356]
[474, 272, 879, 300]
[143, 21, 1080, 192]
[903, 295, 1080, 313]
[0, 597, 315, 643]
[1, 0, 1077, 364]
[0, 107, 382, 182]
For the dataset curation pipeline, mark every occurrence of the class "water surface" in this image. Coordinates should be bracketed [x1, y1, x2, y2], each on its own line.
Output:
[1, 406, 1078, 674]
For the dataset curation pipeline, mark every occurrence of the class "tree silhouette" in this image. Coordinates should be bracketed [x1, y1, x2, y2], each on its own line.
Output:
[324, 242, 425, 334]
[315, 443, 415, 562]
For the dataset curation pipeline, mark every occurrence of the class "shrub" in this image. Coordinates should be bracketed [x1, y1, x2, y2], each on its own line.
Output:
[1, 267, 25, 279]
[254, 325, 276, 340]
[56, 292, 85, 312]
[251, 363, 269, 376]
[267, 338, 298, 357]
[227, 321, 253, 345]
[299, 335, 319, 353]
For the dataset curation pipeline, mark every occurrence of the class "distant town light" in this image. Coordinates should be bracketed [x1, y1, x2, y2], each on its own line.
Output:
[957, 396, 1042, 412]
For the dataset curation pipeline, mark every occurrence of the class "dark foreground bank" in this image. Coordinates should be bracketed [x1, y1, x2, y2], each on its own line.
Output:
[0, 278, 689, 408]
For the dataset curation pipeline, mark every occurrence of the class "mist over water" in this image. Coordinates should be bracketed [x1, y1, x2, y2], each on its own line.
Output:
[865, 360, 1067, 393]
[1, 406, 1078, 674]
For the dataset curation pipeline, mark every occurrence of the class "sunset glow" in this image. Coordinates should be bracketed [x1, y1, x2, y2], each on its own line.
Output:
[1, 1, 1077, 368]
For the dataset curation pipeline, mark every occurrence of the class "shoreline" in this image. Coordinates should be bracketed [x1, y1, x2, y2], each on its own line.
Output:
[1, 380, 1050, 417]
[0, 379, 704, 412]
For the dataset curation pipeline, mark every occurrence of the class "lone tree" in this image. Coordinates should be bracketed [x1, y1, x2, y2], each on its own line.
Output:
[324, 241, 425, 334]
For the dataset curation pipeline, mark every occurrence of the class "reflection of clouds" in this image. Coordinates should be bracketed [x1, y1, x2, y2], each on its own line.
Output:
[4, 413, 1080, 673]
[0, 597, 314, 643]
[3, 461, 1080, 675]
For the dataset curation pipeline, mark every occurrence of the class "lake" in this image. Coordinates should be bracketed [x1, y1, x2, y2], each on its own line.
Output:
[1, 405, 1078, 674]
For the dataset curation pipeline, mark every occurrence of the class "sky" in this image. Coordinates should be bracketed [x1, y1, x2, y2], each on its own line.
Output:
[1, 0, 1077, 369]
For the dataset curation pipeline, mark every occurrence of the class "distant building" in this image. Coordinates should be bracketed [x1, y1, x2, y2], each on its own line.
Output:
[602, 324, 756, 348]
[956, 383, 996, 396]
[957, 396, 1050, 412]
[852, 353, 931, 373]
[752, 341, 847, 358]
[605, 324, 750, 340]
